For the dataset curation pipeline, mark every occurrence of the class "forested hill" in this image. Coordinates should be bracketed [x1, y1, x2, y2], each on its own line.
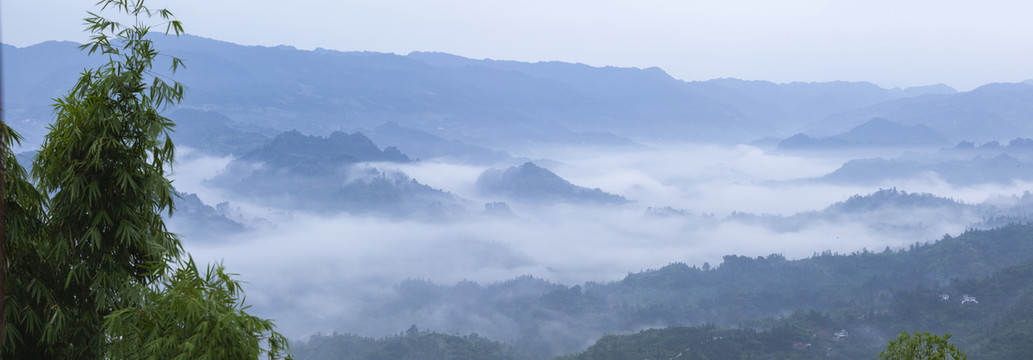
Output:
[561, 256, 1033, 359]
[476, 162, 628, 205]
[209, 130, 463, 215]
[239, 130, 410, 175]
[291, 223, 1033, 359]
[291, 327, 520, 360]
[570, 222, 1033, 330]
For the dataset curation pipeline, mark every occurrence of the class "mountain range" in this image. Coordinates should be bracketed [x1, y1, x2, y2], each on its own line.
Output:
[10, 35, 1033, 359]
[8, 36, 1033, 151]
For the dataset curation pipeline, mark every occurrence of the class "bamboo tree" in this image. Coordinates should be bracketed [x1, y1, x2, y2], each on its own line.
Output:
[3, 1, 289, 358]
[105, 257, 291, 359]
[28, 1, 186, 356]
[1, 122, 52, 358]
[0, 26, 6, 346]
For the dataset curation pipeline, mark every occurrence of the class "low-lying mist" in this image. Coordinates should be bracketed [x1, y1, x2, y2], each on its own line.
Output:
[169, 143, 1028, 340]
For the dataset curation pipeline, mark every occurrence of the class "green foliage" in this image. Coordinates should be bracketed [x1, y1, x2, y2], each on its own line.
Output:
[27, 1, 185, 354]
[0, 124, 49, 358]
[104, 258, 290, 360]
[2, 0, 288, 358]
[601, 224, 1033, 328]
[561, 255, 1033, 359]
[556, 314, 866, 360]
[355, 223, 1033, 359]
[879, 331, 968, 360]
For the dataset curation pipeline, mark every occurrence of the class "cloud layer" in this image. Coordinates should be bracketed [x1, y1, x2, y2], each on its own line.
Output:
[165, 143, 1026, 338]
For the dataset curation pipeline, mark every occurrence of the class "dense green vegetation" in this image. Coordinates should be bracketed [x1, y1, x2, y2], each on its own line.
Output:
[1, 1, 286, 358]
[561, 255, 1033, 359]
[291, 223, 1033, 359]
[556, 312, 871, 360]
[879, 331, 967, 360]
[291, 327, 519, 360]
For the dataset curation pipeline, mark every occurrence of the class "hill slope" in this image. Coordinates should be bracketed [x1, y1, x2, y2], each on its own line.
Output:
[476, 162, 628, 205]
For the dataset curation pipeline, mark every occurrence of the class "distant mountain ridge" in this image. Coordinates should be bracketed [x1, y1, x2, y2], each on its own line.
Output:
[823, 154, 1033, 186]
[778, 118, 949, 151]
[168, 109, 275, 155]
[814, 82, 1033, 142]
[362, 121, 512, 164]
[14, 36, 1033, 150]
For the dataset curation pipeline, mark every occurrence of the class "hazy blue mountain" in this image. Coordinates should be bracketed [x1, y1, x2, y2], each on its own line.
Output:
[12, 37, 1029, 150]
[823, 154, 1033, 185]
[824, 188, 962, 213]
[888, 83, 958, 97]
[835, 118, 947, 144]
[939, 138, 1033, 162]
[476, 162, 628, 205]
[362, 121, 512, 164]
[687, 79, 903, 135]
[213, 130, 464, 216]
[239, 130, 409, 175]
[146, 35, 767, 146]
[1, 41, 107, 146]
[816, 82, 1033, 142]
[726, 188, 977, 233]
[681, 186, 1033, 237]
[777, 118, 949, 151]
[167, 192, 247, 239]
[407, 54, 960, 138]
[168, 109, 276, 155]
[222, 163, 465, 216]
[650, 188, 987, 237]
[406, 51, 762, 141]
[407, 53, 956, 139]
[0, 37, 795, 148]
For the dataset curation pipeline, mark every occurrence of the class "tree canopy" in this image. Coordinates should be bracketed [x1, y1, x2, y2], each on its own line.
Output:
[1, 0, 288, 358]
[879, 331, 968, 360]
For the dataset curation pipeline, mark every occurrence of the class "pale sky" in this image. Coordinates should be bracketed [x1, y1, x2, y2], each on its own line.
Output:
[4, 0, 1033, 91]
